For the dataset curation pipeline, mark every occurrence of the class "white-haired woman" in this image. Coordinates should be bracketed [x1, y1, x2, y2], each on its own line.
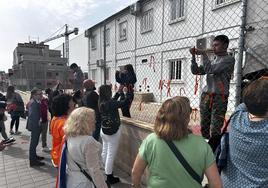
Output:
[63, 107, 108, 188]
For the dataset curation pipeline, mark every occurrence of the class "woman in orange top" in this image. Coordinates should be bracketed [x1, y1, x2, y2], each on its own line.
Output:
[50, 93, 75, 167]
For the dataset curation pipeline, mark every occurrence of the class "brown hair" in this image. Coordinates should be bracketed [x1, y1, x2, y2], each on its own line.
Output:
[243, 79, 268, 116]
[154, 96, 192, 141]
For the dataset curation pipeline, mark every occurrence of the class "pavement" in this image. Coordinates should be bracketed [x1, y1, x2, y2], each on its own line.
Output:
[0, 115, 132, 188]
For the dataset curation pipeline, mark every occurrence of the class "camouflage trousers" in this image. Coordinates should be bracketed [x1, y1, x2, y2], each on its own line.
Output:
[200, 92, 228, 139]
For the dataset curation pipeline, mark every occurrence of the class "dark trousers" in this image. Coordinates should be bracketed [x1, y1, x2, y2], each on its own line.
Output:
[29, 126, 41, 161]
[121, 94, 134, 118]
[0, 121, 8, 140]
[40, 122, 48, 147]
[10, 115, 20, 132]
[121, 105, 131, 118]
[200, 92, 228, 139]
[93, 121, 101, 141]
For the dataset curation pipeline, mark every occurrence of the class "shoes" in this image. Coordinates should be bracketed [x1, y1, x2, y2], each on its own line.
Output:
[14, 131, 21, 135]
[30, 160, 45, 167]
[42, 146, 51, 152]
[2, 137, 16, 144]
[106, 174, 120, 184]
[9, 130, 14, 135]
[36, 155, 45, 160]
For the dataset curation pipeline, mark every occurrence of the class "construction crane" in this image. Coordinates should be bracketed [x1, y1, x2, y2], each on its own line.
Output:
[40, 24, 79, 65]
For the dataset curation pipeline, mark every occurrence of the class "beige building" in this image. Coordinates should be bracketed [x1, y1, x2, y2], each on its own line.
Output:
[0, 71, 9, 92]
[10, 42, 72, 91]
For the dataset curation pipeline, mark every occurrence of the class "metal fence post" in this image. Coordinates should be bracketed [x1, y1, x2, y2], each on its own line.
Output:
[103, 24, 107, 85]
[235, 0, 248, 107]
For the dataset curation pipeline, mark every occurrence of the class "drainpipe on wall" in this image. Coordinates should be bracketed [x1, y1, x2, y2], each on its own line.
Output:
[114, 20, 117, 82]
[103, 24, 107, 85]
[85, 29, 91, 83]
[87, 32, 91, 81]
[199, 0, 206, 96]
[134, 10, 138, 92]
[235, 0, 248, 107]
[160, 0, 165, 102]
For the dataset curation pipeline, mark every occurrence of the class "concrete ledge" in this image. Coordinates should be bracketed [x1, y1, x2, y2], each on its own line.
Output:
[115, 117, 153, 180]
[121, 116, 154, 131]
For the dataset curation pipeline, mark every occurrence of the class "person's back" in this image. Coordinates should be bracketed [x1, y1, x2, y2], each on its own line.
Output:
[63, 107, 108, 188]
[221, 104, 268, 187]
[50, 93, 75, 167]
[140, 133, 214, 188]
[132, 97, 221, 188]
[221, 79, 268, 187]
[66, 136, 102, 187]
[70, 63, 84, 91]
[50, 116, 67, 167]
[82, 90, 99, 111]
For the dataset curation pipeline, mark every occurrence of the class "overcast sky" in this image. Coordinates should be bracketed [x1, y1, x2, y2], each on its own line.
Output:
[0, 0, 136, 72]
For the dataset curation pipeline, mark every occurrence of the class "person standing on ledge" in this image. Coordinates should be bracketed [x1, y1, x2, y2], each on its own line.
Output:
[189, 35, 235, 140]
[69, 63, 84, 91]
[115, 64, 137, 118]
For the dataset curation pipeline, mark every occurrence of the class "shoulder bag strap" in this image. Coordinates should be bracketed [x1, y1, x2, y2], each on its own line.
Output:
[65, 140, 97, 188]
[165, 140, 202, 185]
[221, 113, 236, 134]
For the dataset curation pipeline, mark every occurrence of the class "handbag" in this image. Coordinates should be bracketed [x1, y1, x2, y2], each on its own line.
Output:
[101, 114, 120, 135]
[165, 140, 203, 185]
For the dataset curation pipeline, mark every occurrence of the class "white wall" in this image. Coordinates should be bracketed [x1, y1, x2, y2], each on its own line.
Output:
[55, 34, 88, 73]
[84, 0, 249, 112]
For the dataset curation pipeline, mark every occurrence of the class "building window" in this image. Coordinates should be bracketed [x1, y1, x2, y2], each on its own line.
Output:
[169, 59, 182, 81]
[141, 9, 154, 33]
[91, 69, 97, 81]
[216, 0, 225, 4]
[118, 66, 125, 71]
[91, 35, 97, 50]
[47, 72, 52, 77]
[119, 21, 127, 41]
[84, 72, 88, 79]
[170, 0, 185, 21]
[214, 0, 240, 8]
[105, 28, 110, 46]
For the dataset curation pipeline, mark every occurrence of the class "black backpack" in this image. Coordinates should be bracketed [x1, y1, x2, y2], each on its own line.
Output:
[101, 113, 120, 135]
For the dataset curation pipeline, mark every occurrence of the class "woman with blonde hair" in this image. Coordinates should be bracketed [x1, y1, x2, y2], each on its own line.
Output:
[63, 107, 108, 188]
[132, 96, 222, 188]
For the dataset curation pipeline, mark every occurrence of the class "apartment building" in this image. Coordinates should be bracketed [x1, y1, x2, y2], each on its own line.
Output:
[11, 42, 72, 90]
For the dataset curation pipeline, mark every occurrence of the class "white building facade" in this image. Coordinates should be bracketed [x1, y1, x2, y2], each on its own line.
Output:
[55, 34, 89, 73]
[84, 0, 248, 111]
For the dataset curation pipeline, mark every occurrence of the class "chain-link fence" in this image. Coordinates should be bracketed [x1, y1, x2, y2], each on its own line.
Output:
[87, 0, 267, 138]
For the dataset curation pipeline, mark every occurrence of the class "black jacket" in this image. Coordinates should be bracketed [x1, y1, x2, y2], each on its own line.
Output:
[99, 92, 131, 124]
[82, 90, 100, 121]
[115, 71, 137, 86]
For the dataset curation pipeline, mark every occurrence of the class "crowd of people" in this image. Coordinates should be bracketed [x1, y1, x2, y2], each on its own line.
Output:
[0, 35, 268, 187]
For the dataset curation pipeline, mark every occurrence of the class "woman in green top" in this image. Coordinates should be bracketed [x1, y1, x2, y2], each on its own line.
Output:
[132, 96, 222, 188]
